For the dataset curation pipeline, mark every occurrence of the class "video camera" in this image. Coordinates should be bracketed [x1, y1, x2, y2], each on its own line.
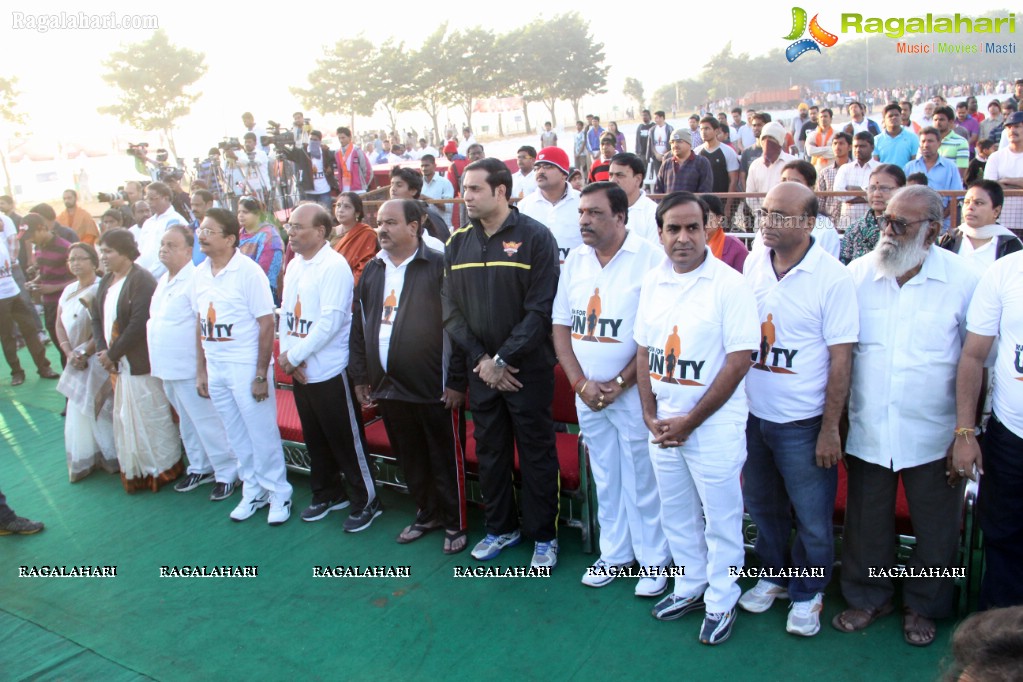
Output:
[97, 187, 127, 203]
[126, 142, 149, 158]
[158, 166, 184, 183]
[218, 137, 241, 152]
[261, 120, 295, 149]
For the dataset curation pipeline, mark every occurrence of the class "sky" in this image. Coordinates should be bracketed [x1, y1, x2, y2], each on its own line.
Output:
[1, 1, 1019, 163]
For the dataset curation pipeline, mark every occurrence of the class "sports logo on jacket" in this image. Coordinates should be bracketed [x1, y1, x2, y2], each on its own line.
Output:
[503, 240, 522, 257]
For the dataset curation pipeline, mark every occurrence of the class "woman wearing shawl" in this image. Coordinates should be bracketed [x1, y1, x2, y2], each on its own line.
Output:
[236, 196, 284, 302]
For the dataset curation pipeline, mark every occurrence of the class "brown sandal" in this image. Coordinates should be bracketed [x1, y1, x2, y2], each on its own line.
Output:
[831, 602, 894, 633]
[443, 529, 468, 555]
[902, 607, 936, 647]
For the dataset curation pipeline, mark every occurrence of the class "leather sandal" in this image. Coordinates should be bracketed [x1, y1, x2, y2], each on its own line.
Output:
[902, 607, 936, 647]
[831, 602, 894, 633]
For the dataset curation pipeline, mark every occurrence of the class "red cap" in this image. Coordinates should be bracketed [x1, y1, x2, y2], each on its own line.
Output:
[536, 147, 570, 175]
[443, 140, 459, 154]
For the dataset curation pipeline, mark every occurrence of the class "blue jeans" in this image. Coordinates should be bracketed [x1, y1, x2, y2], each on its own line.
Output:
[743, 413, 837, 601]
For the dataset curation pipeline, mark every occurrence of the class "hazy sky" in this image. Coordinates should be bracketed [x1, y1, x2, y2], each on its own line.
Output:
[2, 1, 1019, 157]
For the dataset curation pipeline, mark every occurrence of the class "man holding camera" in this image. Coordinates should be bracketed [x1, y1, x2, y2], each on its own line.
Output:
[286, 131, 338, 210]
[225, 133, 271, 205]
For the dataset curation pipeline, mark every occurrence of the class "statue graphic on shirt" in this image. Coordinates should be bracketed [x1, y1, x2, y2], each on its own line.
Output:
[382, 289, 397, 325]
[583, 288, 601, 341]
[206, 302, 216, 341]
[663, 325, 681, 383]
[757, 313, 776, 369]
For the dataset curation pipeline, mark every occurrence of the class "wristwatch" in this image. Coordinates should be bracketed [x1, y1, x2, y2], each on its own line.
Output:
[614, 375, 627, 389]
[493, 355, 507, 369]
[254, 375, 267, 383]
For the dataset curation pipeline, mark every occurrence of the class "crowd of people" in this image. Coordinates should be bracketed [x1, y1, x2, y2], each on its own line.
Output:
[2, 79, 1022, 652]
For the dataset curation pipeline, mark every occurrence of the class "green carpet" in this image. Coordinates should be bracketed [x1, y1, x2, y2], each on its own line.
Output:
[1, 346, 957, 681]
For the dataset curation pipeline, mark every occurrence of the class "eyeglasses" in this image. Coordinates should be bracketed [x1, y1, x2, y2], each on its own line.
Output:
[197, 227, 223, 236]
[878, 215, 932, 236]
[867, 185, 898, 194]
[754, 209, 804, 229]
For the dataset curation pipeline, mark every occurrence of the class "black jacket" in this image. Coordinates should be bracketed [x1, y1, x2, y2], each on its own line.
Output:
[939, 229, 1023, 260]
[442, 206, 559, 370]
[92, 265, 158, 376]
[349, 242, 466, 403]
[286, 146, 340, 195]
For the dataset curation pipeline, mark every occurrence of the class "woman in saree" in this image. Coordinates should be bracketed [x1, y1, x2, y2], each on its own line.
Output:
[236, 196, 284, 302]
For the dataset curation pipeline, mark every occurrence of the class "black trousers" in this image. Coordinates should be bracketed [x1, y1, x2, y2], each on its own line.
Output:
[978, 415, 1023, 610]
[840, 455, 963, 619]
[0, 294, 53, 377]
[0, 488, 15, 523]
[292, 370, 376, 510]
[42, 302, 65, 369]
[469, 366, 559, 542]
[378, 400, 466, 532]
[11, 264, 42, 335]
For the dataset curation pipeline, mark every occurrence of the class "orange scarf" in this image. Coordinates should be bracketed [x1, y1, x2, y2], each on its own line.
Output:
[708, 227, 726, 260]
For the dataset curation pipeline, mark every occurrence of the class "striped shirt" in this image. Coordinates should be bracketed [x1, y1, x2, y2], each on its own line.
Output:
[938, 131, 970, 170]
[34, 236, 73, 304]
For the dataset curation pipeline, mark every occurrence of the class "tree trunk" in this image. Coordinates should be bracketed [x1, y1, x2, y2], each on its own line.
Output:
[543, 97, 557, 129]
[521, 100, 531, 135]
[350, 110, 356, 136]
[165, 128, 179, 164]
[0, 148, 12, 197]
[571, 99, 582, 125]
[498, 113, 504, 138]
[461, 99, 473, 131]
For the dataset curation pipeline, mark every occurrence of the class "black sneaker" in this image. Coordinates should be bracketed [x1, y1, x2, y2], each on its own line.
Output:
[700, 608, 736, 645]
[175, 472, 215, 493]
[0, 515, 44, 535]
[209, 481, 236, 502]
[301, 498, 351, 522]
[343, 498, 382, 533]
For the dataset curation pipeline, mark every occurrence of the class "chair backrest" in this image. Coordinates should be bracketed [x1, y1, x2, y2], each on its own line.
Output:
[551, 364, 579, 425]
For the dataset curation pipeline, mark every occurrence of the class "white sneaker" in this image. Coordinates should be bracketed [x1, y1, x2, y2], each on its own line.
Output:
[530, 539, 559, 569]
[267, 494, 292, 526]
[230, 492, 269, 522]
[786, 593, 824, 636]
[738, 579, 789, 613]
[581, 558, 630, 588]
[635, 574, 668, 598]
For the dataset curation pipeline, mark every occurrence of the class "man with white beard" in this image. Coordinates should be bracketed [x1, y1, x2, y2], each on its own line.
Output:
[833, 186, 979, 648]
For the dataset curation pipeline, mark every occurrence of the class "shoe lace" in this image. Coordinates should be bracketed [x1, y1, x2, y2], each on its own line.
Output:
[535, 542, 552, 555]
[705, 611, 726, 623]
[482, 533, 499, 545]
[791, 597, 820, 618]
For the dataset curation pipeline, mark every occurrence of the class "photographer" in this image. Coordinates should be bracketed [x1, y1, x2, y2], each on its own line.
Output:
[284, 130, 338, 210]
[196, 148, 228, 206]
[291, 112, 311, 149]
[225, 133, 270, 206]
[161, 169, 194, 223]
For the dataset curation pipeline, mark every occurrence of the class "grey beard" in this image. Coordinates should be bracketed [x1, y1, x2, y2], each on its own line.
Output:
[873, 229, 929, 279]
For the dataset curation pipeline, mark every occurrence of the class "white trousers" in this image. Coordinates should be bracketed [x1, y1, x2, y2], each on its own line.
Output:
[163, 378, 238, 483]
[207, 362, 292, 501]
[649, 420, 746, 613]
[577, 388, 669, 568]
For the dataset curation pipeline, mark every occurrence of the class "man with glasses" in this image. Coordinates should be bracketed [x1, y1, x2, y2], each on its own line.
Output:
[740, 183, 857, 636]
[904, 127, 964, 232]
[833, 186, 978, 648]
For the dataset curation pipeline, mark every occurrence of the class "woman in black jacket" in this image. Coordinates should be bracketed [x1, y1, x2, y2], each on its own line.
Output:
[94, 228, 183, 492]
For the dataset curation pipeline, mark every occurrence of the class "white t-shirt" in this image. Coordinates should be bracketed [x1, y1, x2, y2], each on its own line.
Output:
[310, 154, 330, 195]
[279, 242, 353, 383]
[376, 251, 411, 372]
[148, 262, 199, 381]
[652, 125, 670, 156]
[833, 159, 879, 227]
[743, 240, 859, 422]
[553, 232, 665, 381]
[965, 251, 1023, 438]
[136, 207, 186, 278]
[846, 246, 979, 470]
[627, 193, 660, 245]
[695, 142, 740, 172]
[0, 237, 18, 299]
[192, 250, 275, 368]
[634, 250, 760, 424]
[516, 184, 581, 263]
[511, 170, 538, 200]
[1, 214, 16, 263]
[745, 151, 796, 214]
[983, 147, 1023, 230]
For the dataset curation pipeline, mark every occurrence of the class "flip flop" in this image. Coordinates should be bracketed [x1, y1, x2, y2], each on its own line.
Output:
[903, 607, 936, 647]
[831, 602, 894, 633]
[396, 520, 442, 544]
[443, 529, 468, 555]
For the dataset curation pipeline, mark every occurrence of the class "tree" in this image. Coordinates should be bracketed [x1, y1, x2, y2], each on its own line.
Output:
[440, 27, 502, 130]
[536, 13, 608, 125]
[99, 30, 206, 161]
[373, 40, 416, 134]
[623, 77, 645, 114]
[497, 22, 548, 133]
[0, 76, 26, 197]
[293, 36, 381, 134]
[405, 24, 455, 142]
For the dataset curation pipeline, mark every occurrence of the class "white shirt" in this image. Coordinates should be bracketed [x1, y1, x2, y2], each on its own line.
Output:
[148, 262, 199, 381]
[0, 237, 18, 299]
[847, 118, 877, 135]
[745, 151, 796, 213]
[376, 251, 410, 372]
[634, 250, 760, 425]
[517, 184, 581, 263]
[652, 125, 670, 156]
[628, 193, 661, 245]
[743, 240, 859, 422]
[732, 123, 756, 152]
[511, 170, 538, 200]
[310, 154, 330, 194]
[136, 207, 186, 278]
[984, 147, 1023, 230]
[279, 242, 353, 383]
[422, 234, 445, 253]
[965, 251, 1023, 438]
[833, 158, 879, 227]
[420, 173, 455, 226]
[553, 232, 665, 381]
[192, 250, 275, 368]
[1, 214, 16, 264]
[846, 246, 979, 470]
